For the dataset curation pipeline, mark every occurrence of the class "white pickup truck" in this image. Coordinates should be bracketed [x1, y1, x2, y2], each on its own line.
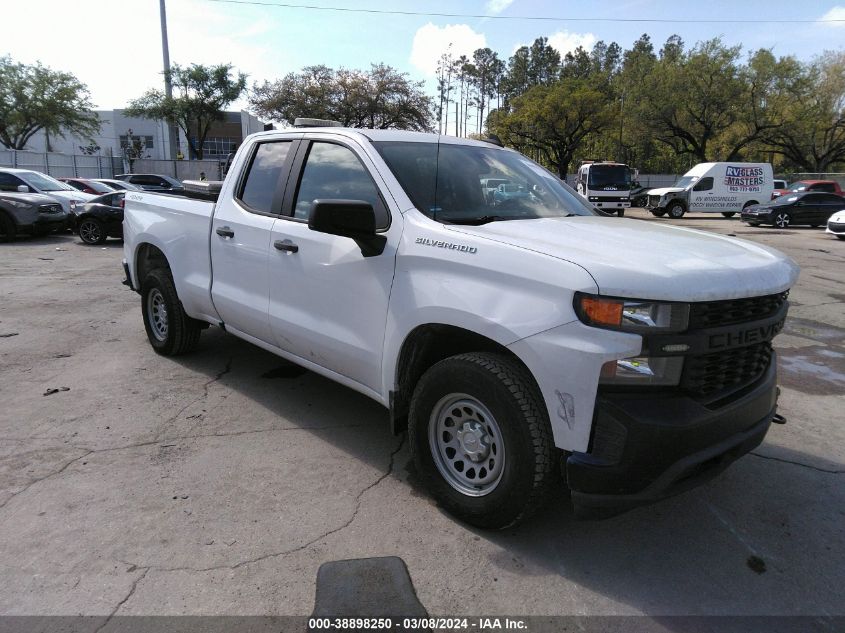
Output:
[122, 126, 799, 528]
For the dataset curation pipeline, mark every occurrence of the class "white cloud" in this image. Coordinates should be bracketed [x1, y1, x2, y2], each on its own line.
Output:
[486, 0, 515, 14]
[547, 30, 597, 57]
[820, 5, 845, 25]
[0, 0, 284, 110]
[410, 23, 487, 76]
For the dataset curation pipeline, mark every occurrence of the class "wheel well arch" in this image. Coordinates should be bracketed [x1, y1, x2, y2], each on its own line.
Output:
[135, 243, 170, 284]
[389, 323, 541, 434]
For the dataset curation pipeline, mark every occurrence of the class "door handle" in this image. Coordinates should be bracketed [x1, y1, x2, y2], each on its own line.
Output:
[274, 239, 299, 253]
[216, 226, 234, 238]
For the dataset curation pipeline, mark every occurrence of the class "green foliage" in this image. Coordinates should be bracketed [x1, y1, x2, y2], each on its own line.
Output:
[251, 64, 433, 132]
[126, 63, 246, 160]
[489, 80, 614, 178]
[472, 33, 845, 174]
[0, 56, 99, 150]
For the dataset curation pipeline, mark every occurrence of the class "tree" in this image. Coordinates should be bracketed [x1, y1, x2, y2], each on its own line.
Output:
[0, 56, 99, 150]
[640, 38, 748, 162]
[760, 51, 845, 171]
[126, 63, 246, 160]
[251, 64, 433, 131]
[490, 79, 614, 178]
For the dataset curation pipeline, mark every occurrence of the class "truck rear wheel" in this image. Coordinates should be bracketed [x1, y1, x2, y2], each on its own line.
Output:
[408, 352, 555, 529]
[721, 212, 736, 218]
[141, 268, 202, 355]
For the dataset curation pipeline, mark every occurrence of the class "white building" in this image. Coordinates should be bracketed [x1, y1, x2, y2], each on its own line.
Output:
[26, 110, 270, 160]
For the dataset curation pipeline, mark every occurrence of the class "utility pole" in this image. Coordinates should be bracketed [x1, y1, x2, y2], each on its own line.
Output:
[159, 0, 179, 160]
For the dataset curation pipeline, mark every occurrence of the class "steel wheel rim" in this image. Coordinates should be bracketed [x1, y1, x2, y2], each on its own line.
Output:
[80, 220, 101, 243]
[669, 205, 683, 218]
[428, 393, 505, 497]
[146, 288, 168, 341]
[776, 213, 790, 228]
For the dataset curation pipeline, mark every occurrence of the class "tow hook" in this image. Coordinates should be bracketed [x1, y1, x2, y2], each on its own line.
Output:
[772, 413, 787, 425]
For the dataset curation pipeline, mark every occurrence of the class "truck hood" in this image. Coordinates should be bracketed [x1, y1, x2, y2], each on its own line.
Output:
[447, 216, 799, 301]
[646, 186, 685, 197]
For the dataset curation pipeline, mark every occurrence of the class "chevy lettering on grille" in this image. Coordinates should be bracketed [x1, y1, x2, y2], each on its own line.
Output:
[708, 318, 785, 350]
[416, 237, 477, 253]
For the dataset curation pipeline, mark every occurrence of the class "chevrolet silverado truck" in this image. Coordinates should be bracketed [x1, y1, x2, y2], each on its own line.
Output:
[122, 126, 799, 529]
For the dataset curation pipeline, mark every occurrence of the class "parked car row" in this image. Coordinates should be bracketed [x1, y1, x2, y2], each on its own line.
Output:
[0, 168, 188, 243]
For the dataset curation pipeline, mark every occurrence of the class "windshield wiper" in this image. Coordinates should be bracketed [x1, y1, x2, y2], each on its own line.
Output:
[444, 215, 526, 225]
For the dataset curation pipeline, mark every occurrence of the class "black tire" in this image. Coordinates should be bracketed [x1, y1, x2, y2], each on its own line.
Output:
[651, 210, 666, 217]
[667, 201, 686, 219]
[0, 212, 16, 243]
[721, 212, 736, 218]
[78, 218, 106, 245]
[746, 222, 761, 227]
[408, 352, 555, 529]
[774, 212, 791, 229]
[837, 235, 845, 240]
[617, 209, 625, 217]
[141, 268, 202, 355]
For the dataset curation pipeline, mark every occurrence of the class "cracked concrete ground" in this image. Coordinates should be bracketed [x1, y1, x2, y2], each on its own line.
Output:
[1, 213, 843, 618]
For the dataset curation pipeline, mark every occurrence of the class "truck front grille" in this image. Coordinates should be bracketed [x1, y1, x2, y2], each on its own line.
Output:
[681, 341, 773, 398]
[688, 292, 788, 329]
[647, 195, 661, 207]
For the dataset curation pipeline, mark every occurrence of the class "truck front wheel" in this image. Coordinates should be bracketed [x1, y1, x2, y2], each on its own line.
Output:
[141, 268, 202, 356]
[408, 352, 555, 529]
[667, 201, 686, 219]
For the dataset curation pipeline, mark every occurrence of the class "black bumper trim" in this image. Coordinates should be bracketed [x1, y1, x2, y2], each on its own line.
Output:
[122, 261, 136, 292]
[570, 412, 772, 519]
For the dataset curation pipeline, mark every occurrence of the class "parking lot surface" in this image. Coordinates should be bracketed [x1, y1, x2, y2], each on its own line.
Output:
[1, 208, 843, 617]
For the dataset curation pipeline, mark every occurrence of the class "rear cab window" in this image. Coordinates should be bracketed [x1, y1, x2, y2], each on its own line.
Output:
[236, 141, 295, 214]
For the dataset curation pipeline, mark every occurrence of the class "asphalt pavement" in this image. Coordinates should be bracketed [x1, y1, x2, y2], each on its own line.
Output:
[1, 209, 843, 619]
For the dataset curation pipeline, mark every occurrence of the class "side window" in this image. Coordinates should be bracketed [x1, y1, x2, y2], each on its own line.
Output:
[237, 141, 292, 213]
[292, 142, 388, 228]
[816, 183, 835, 193]
[693, 177, 713, 191]
[0, 173, 25, 191]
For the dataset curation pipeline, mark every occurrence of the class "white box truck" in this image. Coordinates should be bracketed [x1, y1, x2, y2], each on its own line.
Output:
[575, 161, 633, 216]
[645, 162, 774, 219]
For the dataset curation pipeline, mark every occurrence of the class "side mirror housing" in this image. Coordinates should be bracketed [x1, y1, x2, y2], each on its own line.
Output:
[308, 199, 386, 256]
[17, 185, 30, 193]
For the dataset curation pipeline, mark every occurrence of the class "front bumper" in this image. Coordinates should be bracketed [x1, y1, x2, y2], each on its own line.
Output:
[741, 211, 773, 224]
[567, 358, 778, 518]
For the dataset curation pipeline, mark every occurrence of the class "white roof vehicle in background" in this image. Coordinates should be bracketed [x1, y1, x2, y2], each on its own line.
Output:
[122, 125, 798, 528]
[645, 162, 774, 219]
[0, 168, 94, 214]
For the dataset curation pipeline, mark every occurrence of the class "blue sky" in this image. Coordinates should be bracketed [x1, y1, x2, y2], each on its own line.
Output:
[3, 0, 844, 115]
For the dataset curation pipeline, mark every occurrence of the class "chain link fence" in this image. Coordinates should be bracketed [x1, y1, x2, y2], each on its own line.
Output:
[0, 149, 225, 182]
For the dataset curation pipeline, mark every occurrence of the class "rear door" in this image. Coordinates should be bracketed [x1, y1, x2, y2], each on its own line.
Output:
[267, 137, 400, 393]
[209, 138, 299, 344]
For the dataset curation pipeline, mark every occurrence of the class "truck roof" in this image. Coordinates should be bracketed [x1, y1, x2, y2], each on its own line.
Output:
[245, 127, 505, 149]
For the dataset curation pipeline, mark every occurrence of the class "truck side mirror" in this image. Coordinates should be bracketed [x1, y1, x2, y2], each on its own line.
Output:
[308, 199, 386, 257]
[17, 185, 30, 193]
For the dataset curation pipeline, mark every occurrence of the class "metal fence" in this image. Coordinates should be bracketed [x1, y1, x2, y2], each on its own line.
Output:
[0, 149, 224, 182]
[0, 149, 122, 179]
[130, 158, 223, 181]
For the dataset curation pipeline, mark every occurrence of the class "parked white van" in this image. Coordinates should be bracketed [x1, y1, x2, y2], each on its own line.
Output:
[645, 162, 774, 219]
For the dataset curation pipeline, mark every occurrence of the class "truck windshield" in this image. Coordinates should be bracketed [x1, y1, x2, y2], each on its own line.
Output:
[587, 165, 630, 188]
[672, 176, 699, 188]
[373, 141, 598, 224]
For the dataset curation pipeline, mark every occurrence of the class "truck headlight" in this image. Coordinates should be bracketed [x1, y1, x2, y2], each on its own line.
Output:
[588, 196, 600, 201]
[574, 293, 689, 333]
[600, 356, 684, 385]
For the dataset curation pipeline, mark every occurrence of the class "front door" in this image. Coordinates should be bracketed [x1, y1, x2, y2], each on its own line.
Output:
[268, 138, 400, 393]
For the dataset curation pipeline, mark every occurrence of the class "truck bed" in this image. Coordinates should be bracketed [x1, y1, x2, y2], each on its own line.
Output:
[123, 191, 220, 325]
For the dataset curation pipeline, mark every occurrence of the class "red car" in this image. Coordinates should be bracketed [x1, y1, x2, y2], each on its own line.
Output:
[771, 179, 843, 200]
[57, 178, 117, 196]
